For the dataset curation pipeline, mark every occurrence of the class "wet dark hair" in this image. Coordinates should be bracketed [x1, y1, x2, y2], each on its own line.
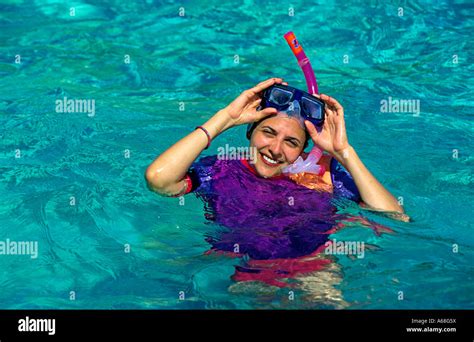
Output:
[246, 117, 310, 150]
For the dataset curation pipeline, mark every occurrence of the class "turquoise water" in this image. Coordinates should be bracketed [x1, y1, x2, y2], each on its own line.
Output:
[0, 0, 473, 309]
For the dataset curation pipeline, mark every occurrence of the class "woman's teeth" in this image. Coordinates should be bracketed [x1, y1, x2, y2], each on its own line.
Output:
[262, 153, 280, 165]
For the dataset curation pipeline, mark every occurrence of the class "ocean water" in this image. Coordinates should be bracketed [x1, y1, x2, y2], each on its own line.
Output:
[0, 0, 472, 309]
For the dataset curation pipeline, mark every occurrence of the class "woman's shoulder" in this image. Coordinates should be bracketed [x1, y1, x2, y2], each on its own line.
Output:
[317, 154, 361, 202]
[326, 155, 361, 202]
[189, 154, 240, 181]
[195, 154, 219, 166]
[318, 154, 333, 185]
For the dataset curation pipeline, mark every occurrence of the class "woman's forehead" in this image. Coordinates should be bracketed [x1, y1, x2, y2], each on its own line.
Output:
[260, 116, 306, 136]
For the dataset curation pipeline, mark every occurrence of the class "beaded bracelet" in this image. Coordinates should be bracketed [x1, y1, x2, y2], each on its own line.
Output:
[195, 126, 211, 149]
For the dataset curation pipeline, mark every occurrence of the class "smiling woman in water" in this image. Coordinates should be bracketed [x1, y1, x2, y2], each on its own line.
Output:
[145, 77, 406, 218]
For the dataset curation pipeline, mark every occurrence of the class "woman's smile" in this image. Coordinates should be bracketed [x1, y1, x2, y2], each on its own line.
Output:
[259, 152, 284, 167]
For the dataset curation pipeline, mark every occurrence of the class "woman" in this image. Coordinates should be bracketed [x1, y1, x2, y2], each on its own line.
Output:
[145, 77, 406, 292]
[145, 77, 404, 215]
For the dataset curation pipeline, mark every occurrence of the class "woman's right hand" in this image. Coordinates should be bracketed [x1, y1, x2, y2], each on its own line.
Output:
[221, 78, 285, 128]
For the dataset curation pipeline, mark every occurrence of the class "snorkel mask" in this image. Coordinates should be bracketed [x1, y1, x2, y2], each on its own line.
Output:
[247, 31, 326, 175]
[246, 83, 325, 138]
[247, 31, 324, 138]
[260, 84, 325, 127]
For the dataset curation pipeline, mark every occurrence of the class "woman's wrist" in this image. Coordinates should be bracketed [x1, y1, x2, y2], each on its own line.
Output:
[332, 145, 355, 168]
[218, 108, 237, 132]
[201, 109, 235, 140]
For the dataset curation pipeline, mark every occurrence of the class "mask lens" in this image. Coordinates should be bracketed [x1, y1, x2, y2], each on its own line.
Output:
[301, 97, 323, 120]
[269, 88, 293, 106]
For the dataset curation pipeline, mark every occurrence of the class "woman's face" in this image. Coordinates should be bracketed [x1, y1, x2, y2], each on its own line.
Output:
[249, 115, 306, 178]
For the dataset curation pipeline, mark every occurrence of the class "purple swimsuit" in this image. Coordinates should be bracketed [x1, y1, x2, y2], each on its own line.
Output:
[186, 155, 360, 260]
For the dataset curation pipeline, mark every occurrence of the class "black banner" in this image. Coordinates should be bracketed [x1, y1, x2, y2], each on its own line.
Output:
[0, 310, 472, 341]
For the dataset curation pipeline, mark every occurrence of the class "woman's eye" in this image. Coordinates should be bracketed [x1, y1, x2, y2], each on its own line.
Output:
[263, 130, 274, 135]
[287, 140, 298, 147]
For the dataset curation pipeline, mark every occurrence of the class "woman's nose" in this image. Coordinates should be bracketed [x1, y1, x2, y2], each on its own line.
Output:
[268, 139, 283, 158]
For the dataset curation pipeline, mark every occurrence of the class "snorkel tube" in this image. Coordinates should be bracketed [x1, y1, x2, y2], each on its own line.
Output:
[282, 31, 325, 176]
[284, 31, 319, 95]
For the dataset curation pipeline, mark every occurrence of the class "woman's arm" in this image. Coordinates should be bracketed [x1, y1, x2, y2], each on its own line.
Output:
[145, 78, 283, 196]
[332, 146, 405, 213]
[305, 94, 405, 214]
[145, 110, 232, 196]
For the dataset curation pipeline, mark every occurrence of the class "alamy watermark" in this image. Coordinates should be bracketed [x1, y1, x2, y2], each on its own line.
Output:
[324, 239, 365, 259]
[380, 96, 420, 116]
[55, 97, 95, 117]
[18, 316, 55, 335]
[0, 239, 38, 259]
[217, 144, 257, 163]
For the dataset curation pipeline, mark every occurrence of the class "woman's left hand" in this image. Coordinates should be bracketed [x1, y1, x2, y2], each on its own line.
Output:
[305, 94, 406, 216]
[305, 94, 351, 160]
